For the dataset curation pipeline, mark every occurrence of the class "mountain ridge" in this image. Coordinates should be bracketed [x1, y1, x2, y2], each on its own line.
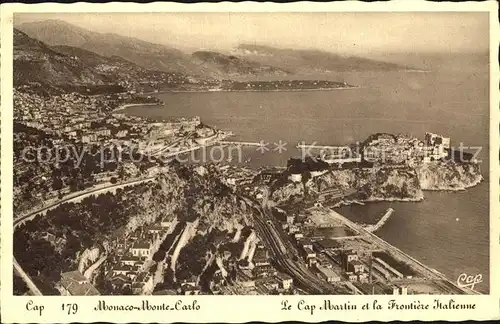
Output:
[17, 19, 201, 76]
[234, 44, 412, 72]
[17, 19, 413, 77]
[13, 28, 110, 87]
[191, 51, 290, 77]
[17, 20, 288, 78]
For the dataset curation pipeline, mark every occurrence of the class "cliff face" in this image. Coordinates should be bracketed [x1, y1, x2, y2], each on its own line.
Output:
[416, 161, 483, 190]
[270, 160, 484, 206]
[150, 165, 257, 283]
[271, 166, 424, 204]
[119, 164, 255, 238]
[344, 167, 424, 201]
[271, 182, 305, 204]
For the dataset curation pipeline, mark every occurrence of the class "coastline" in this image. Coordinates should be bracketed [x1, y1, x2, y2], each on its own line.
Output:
[420, 174, 484, 192]
[332, 196, 424, 209]
[112, 102, 161, 113]
[331, 174, 484, 207]
[141, 86, 359, 96]
[402, 69, 432, 73]
[364, 196, 425, 203]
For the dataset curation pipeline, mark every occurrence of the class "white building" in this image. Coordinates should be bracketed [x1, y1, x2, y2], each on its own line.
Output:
[131, 241, 152, 258]
[275, 272, 293, 290]
[289, 173, 302, 183]
[316, 266, 341, 283]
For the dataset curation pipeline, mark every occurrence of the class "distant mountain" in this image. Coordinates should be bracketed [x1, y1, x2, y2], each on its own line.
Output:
[17, 19, 411, 80]
[17, 20, 289, 78]
[233, 44, 412, 73]
[17, 19, 200, 75]
[13, 28, 109, 87]
[191, 51, 290, 77]
[51, 45, 170, 82]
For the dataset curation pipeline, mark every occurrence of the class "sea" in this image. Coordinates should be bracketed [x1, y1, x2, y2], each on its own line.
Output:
[124, 52, 490, 293]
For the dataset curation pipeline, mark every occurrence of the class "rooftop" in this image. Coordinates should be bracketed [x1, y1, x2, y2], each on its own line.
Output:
[61, 270, 87, 284]
[316, 266, 341, 279]
[113, 265, 133, 272]
[314, 239, 341, 250]
[111, 274, 130, 283]
[121, 255, 141, 262]
[275, 272, 293, 282]
[304, 247, 315, 255]
[132, 241, 151, 250]
[152, 289, 178, 295]
[350, 260, 363, 266]
[60, 270, 100, 296]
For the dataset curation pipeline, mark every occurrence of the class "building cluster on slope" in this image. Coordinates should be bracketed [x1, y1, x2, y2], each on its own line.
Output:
[294, 133, 453, 169]
[13, 88, 221, 214]
[105, 221, 172, 295]
[14, 89, 204, 150]
[219, 165, 258, 189]
[362, 132, 451, 165]
[59, 270, 101, 296]
[59, 218, 174, 296]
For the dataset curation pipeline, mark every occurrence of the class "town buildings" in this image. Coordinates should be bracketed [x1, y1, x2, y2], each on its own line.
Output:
[59, 270, 100, 296]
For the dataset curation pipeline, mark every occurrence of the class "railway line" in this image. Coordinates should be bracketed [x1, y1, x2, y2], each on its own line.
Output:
[324, 207, 473, 295]
[241, 195, 338, 294]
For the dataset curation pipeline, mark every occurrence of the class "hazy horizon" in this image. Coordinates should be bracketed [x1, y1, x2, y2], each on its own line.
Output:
[14, 12, 489, 55]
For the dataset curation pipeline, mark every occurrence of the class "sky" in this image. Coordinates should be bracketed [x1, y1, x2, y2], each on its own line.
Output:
[14, 12, 489, 54]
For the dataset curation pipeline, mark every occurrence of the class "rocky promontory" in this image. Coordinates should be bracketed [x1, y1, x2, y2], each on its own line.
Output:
[416, 161, 483, 191]
[268, 130, 484, 206]
[270, 166, 425, 205]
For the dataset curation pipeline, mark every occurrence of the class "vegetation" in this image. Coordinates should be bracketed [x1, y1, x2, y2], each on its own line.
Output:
[14, 163, 256, 294]
[13, 123, 155, 213]
[14, 183, 148, 293]
[13, 272, 30, 295]
[176, 235, 211, 281]
[153, 221, 186, 262]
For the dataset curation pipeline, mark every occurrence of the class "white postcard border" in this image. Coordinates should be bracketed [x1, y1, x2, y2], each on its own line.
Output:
[1, 1, 499, 323]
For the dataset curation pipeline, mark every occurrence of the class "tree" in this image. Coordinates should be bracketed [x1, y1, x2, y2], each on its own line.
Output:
[13, 273, 29, 295]
[122, 286, 133, 295]
[110, 177, 118, 184]
[153, 249, 166, 263]
[52, 177, 63, 191]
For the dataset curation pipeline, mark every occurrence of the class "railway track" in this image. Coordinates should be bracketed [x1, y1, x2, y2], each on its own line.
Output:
[242, 196, 336, 294]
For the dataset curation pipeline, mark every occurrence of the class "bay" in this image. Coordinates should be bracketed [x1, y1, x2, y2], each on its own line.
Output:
[124, 53, 490, 293]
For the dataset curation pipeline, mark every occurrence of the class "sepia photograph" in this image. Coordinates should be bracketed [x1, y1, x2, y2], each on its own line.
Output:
[9, 9, 492, 301]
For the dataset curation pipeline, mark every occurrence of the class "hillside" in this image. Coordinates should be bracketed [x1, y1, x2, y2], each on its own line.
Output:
[17, 20, 287, 78]
[17, 19, 413, 79]
[17, 19, 200, 75]
[233, 44, 412, 73]
[51, 45, 173, 83]
[13, 28, 109, 87]
[191, 51, 290, 77]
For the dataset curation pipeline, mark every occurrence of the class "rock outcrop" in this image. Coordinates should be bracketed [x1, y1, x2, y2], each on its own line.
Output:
[416, 161, 483, 191]
[271, 166, 425, 204]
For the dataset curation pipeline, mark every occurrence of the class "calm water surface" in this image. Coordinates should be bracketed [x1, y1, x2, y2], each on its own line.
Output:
[125, 53, 490, 292]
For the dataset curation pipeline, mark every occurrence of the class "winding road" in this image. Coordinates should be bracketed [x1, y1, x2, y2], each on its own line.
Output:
[13, 177, 156, 296]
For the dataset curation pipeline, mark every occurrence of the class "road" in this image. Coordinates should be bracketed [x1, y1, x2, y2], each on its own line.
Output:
[13, 177, 156, 296]
[15, 177, 155, 227]
[245, 194, 474, 295]
[323, 207, 476, 295]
